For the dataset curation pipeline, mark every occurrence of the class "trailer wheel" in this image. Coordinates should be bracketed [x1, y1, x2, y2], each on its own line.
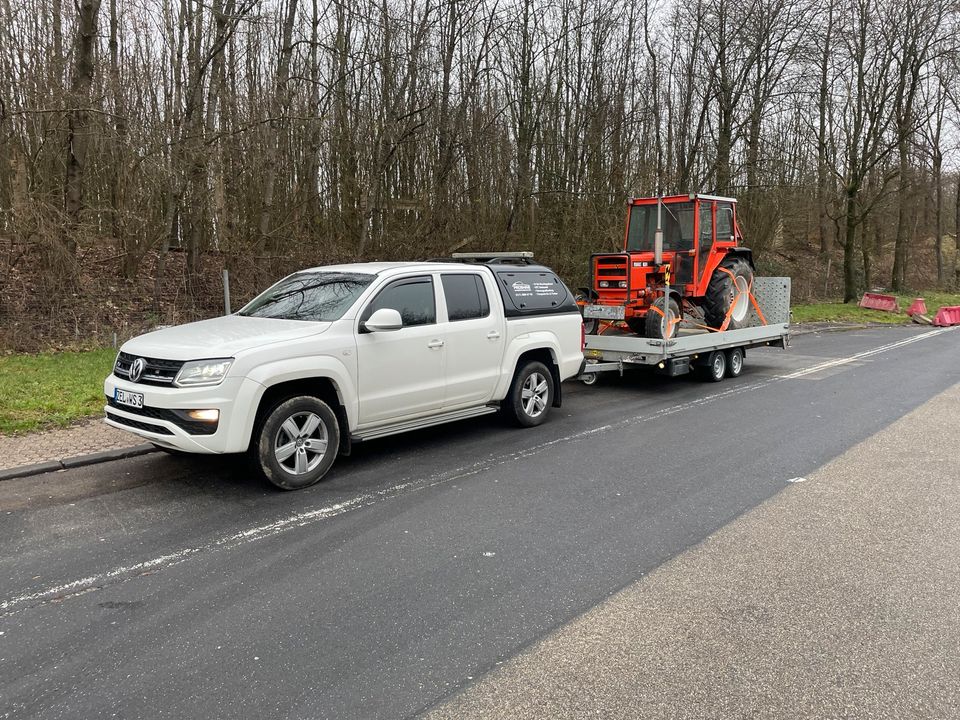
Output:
[704, 257, 753, 330]
[583, 318, 600, 335]
[580, 371, 599, 386]
[644, 296, 681, 339]
[726, 348, 744, 378]
[702, 351, 726, 382]
[505, 361, 554, 427]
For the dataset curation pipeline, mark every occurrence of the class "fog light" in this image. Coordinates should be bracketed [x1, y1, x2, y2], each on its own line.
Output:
[658, 362, 665, 369]
[186, 409, 220, 422]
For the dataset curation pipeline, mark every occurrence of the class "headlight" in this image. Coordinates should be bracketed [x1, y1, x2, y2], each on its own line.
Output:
[618, 281, 628, 288]
[599, 281, 609, 288]
[174, 358, 234, 387]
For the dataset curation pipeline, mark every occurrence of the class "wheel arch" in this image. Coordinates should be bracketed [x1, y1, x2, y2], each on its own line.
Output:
[250, 376, 352, 456]
[513, 347, 563, 408]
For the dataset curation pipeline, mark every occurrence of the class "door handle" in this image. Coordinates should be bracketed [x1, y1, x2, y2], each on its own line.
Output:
[486, 330, 501, 340]
[427, 339, 445, 349]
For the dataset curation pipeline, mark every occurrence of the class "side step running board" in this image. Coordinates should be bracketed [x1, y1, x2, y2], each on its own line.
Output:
[352, 405, 499, 442]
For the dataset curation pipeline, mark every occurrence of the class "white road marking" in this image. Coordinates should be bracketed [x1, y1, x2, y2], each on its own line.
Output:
[1, 326, 955, 616]
[776, 327, 952, 380]
[786, 477, 807, 483]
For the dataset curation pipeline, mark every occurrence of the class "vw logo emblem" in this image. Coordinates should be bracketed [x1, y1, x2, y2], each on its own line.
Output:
[129, 357, 146, 382]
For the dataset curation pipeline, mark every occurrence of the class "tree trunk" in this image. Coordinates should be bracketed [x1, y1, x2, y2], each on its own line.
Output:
[890, 139, 910, 290]
[932, 150, 943, 286]
[108, 0, 135, 277]
[844, 188, 858, 302]
[955, 172, 960, 289]
[817, 1, 834, 254]
[257, 0, 300, 252]
[715, 102, 732, 194]
[62, 0, 102, 257]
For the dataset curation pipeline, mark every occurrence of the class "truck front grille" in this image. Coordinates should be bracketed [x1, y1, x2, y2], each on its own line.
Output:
[114, 352, 185, 386]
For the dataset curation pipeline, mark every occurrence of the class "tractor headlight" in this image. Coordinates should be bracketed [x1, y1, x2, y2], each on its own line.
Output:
[174, 358, 234, 387]
[618, 281, 628, 288]
[599, 281, 609, 288]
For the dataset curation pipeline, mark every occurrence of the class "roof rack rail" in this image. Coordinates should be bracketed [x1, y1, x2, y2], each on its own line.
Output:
[450, 251, 535, 266]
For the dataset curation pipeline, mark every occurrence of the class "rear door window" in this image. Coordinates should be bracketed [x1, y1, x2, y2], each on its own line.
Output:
[441, 274, 490, 321]
[497, 271, 568, 312]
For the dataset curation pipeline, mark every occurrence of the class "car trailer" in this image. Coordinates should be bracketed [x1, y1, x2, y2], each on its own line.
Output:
[579, 277, 791, 384]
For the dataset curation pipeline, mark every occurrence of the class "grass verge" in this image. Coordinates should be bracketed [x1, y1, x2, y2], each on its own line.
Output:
[0, 347, 116, 435]
[792, 291, 960, 325]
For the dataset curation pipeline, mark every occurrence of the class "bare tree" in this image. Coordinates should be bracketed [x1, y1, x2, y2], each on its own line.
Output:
[62, 0, 102, 257]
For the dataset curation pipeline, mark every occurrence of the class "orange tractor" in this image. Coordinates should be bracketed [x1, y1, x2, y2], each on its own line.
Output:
[581, 194, 755, 338]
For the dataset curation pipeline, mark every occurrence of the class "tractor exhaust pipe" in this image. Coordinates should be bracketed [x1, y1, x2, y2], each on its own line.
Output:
[654, 196, 663, 266]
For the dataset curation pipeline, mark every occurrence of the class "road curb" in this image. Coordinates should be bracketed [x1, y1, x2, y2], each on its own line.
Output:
[0, 444, 158, 482]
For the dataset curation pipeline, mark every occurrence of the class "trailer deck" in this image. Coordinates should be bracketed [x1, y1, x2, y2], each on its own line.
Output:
[580, 277, 790, 381]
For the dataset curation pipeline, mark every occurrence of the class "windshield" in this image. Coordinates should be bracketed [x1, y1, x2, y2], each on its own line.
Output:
[626, 202, 695, 252]
[238, 271, 374, 321]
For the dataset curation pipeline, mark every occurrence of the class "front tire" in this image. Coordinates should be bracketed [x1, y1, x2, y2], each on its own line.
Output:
[505, 361, 554, 427]
[645, 296, 681, 339]
[254, 396, 340, 490]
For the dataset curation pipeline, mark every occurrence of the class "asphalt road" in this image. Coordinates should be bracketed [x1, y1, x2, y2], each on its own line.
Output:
[1, 325, 958, 719]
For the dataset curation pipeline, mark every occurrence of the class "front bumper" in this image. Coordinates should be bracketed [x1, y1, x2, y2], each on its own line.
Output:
[103, 374, 261, 454]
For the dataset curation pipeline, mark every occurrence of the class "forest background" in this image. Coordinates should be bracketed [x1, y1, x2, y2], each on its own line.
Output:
[1, 0, 959, 352]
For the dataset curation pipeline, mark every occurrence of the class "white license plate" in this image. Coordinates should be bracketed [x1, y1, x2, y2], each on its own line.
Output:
[583, 304, 625, 320]
[115, 388, 144, 409]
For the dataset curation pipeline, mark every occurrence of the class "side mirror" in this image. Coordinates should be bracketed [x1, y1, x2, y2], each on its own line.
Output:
[363, 308, 403, 332]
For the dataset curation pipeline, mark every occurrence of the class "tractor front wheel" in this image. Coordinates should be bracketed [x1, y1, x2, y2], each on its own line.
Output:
[644, 296, 681, 339]
[704, 257, 754, 330]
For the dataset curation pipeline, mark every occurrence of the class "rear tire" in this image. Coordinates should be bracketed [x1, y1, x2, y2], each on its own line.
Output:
[253, 396, 340, 490]
[726, 348, 744, 378]
[505, 361, 554, 427]
[704, 257, 754, 330]
[644, 296, 681, 339]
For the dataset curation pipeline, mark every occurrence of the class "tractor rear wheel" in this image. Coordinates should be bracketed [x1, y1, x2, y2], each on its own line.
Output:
[704, 257, 754, 330]
[644, 296, 681, 339]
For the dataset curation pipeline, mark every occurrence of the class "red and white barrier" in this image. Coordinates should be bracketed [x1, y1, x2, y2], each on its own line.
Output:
[859, 293, 899, 313]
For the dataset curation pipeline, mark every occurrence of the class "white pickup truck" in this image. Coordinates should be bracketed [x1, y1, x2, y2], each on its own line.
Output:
[104, 256, 584, 489]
